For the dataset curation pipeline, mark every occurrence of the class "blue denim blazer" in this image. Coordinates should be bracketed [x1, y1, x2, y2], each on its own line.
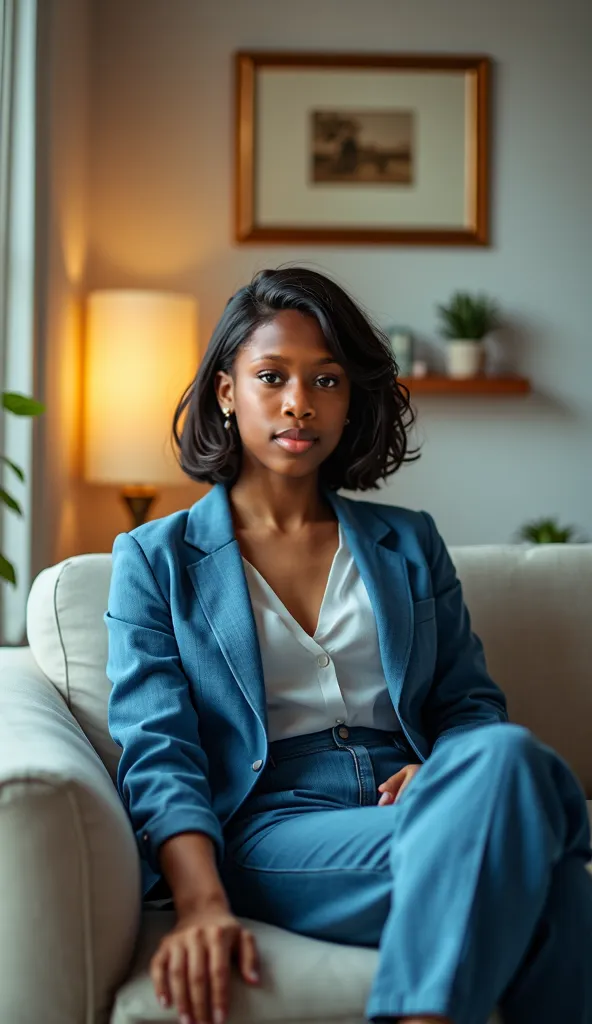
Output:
[105, 482, 507, 896]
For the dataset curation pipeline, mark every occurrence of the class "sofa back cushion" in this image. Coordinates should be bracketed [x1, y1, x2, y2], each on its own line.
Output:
[26, 555, 120, 780]
[26, 544, 592, 792]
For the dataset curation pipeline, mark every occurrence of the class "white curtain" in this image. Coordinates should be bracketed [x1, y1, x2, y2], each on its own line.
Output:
[0, 0, 36, 644]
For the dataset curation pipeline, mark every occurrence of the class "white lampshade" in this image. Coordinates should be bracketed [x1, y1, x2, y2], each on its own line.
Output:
[84, 290, 198, 486]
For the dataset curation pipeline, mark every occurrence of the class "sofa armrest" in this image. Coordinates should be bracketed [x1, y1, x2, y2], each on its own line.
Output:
[0, 650, 141, 1024]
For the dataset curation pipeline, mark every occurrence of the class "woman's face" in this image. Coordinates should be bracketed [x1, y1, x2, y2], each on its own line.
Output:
[215, 309, 351, 480]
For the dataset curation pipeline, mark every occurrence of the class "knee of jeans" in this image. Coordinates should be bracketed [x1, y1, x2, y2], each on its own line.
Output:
[468, 722, 536, 763]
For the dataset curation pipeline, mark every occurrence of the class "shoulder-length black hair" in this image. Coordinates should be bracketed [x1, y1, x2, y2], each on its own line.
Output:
[172, 267, 421, 491]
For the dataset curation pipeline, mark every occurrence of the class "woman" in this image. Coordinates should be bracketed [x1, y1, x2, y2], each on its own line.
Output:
[106, 267, 592, 1024]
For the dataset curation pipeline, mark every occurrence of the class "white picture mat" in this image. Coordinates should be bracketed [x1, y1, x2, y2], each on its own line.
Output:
[255, 69, 471, 228]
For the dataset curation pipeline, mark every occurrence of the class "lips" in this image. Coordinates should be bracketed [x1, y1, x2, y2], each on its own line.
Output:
[274, 428, 318, 441]
[273, 427, 319, 454]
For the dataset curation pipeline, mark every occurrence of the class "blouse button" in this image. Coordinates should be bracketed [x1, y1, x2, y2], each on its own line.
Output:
[252, 759, 264, 772]
[317, 653, 330, 668]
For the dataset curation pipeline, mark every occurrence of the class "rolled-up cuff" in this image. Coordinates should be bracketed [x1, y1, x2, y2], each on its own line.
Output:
[137, 807, 225, 874]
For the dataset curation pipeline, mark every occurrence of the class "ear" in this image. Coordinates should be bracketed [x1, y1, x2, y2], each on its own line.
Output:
[214, 370, 234, 409]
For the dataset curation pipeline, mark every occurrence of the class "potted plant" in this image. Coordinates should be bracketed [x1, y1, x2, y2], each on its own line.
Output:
[436, 291, 500, 379]
[0, 391, 45, 585]
[515, 517, 585, 544]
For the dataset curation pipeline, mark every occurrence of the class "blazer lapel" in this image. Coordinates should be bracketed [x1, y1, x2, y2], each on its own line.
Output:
[185, 485, 267, 731]
[184, 483, 414, 727]
[324, 490, 414, 708]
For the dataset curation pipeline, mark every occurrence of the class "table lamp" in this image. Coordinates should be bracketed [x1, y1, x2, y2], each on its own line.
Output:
[84, 290, 198, 529]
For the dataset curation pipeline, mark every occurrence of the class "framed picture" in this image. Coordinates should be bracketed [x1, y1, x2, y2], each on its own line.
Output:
[235, 52, 490, 246]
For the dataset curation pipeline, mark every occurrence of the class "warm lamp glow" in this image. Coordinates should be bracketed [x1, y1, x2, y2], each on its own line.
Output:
[84, 290, 198, 487]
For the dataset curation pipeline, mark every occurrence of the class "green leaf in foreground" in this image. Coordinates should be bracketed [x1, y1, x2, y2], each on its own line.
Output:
[2, 392, 45, 416]
[0, 489, 23, 515]
[0, 456, 25, 482]
[0, 553, 16, 585]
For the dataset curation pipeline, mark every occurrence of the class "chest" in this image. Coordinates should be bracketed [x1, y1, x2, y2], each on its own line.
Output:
[236, 523, 340, 638]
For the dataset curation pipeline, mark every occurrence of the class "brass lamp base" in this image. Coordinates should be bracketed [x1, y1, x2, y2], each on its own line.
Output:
[121, 485, 158, 530]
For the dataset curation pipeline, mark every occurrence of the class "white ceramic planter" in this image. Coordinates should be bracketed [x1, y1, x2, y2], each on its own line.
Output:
[445, 339, 485, 378]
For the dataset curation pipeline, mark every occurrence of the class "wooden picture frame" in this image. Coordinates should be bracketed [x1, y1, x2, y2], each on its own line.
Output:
[235, 52, 491, 246]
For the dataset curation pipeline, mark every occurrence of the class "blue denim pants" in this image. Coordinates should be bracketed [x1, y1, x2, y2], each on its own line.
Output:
[221, 722, 592, 1024]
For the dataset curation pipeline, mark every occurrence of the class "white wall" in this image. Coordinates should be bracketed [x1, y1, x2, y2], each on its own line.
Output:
[82, 0, 592, 548]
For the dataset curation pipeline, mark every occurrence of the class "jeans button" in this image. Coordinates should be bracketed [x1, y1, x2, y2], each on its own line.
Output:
[252, 759, 263, 771]
[338, 726, 349, 740]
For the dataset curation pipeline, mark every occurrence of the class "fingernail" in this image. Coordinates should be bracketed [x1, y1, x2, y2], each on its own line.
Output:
[179, 1015, 193, 1024]
[214, 1010, 225, 1024]
[249, 970, 260, 982]
[159, 996, 169, 1008]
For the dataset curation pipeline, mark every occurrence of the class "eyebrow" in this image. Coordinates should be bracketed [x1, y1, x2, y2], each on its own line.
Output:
[249, 353, 341, 366]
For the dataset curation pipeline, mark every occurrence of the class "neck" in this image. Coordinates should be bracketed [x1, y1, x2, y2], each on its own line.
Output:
[228, 468, 333, 534]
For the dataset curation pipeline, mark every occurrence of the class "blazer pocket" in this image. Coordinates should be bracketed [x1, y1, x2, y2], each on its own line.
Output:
[413, 596, 436, 625]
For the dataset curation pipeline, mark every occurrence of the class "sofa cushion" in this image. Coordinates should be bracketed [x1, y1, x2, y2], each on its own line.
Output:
[0, 649, 140, 1024]
[26, 554, 120, 779]
[111, 911, 502, 1024]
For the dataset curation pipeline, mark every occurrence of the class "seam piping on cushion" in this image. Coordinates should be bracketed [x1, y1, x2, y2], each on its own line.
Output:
[53, 561, 72, 708]
[66, 786, 96, 1023]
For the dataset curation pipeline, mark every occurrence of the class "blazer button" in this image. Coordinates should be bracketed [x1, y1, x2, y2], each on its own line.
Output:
[142, 832, 149, 842]
[252, 759, 263, 772]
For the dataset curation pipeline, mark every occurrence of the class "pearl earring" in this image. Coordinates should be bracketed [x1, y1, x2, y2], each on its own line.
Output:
[222, 407, 233, 431]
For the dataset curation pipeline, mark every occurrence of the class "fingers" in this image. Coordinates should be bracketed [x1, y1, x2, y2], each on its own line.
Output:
[377, 767, 406, 793]
[187, 936, 210, 1023]
[151, 921, 260, 1024]
[394, 776, 412, 803]
[238, 927, 260, 985]
[378, 765, 421, 806]
[377, 768, 406, 804]
[168, 942, 193, 1023]
[208, 928, 232, 1024]
[150, 946, 172, 1011]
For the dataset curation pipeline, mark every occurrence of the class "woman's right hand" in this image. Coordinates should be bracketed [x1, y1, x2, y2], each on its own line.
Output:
[150, 900, 260, 1024]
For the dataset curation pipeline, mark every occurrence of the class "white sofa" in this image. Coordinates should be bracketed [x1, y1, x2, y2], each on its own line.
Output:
[1, 543, 592, 1024]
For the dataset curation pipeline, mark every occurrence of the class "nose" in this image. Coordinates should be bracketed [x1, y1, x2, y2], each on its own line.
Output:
[281, 381, 315, 420]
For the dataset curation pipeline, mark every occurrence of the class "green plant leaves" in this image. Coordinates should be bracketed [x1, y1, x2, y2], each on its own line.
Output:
[0, 455, 25, 481]
[436, 291, 499, 340]
[0, 391, 44, 586]
[0, 488, 22, 515]
[0, 554, 16, 585]
[517, 518, 575, 543]
[2, 392, 45, 416]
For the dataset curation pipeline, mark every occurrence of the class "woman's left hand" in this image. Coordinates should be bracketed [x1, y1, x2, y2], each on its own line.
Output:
[377, 764, 421, 805]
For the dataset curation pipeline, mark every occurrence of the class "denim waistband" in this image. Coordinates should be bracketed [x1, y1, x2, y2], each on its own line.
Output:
[268, 725, 407, 761]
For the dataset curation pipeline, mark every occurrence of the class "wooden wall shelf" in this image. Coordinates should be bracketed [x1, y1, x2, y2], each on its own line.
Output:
[398, 375, 531, 395]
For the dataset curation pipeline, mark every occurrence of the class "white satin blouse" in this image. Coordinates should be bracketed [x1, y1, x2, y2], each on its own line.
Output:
[241, 522, 402, 743]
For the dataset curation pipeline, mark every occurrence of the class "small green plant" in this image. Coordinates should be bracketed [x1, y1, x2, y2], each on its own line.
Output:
[0, 392, 45, 585]
[436, 291, 500, 341]
[516, 517, 578, 544]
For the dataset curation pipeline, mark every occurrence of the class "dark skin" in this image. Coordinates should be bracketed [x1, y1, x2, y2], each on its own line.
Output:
[153, 309, 446, 1024]
[216, 308, 349, 637]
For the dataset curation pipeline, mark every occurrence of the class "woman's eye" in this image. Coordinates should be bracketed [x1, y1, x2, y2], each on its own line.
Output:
[257, 372, 340, 387]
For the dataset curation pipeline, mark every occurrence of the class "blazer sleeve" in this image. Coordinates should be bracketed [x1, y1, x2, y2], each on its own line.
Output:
[105, 531, 224, 873]
[419, 510, 508, 755]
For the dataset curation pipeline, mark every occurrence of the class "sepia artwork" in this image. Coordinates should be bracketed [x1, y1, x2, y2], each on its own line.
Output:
[311, 109, 414, 185]
[235, 52, 491, 245]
